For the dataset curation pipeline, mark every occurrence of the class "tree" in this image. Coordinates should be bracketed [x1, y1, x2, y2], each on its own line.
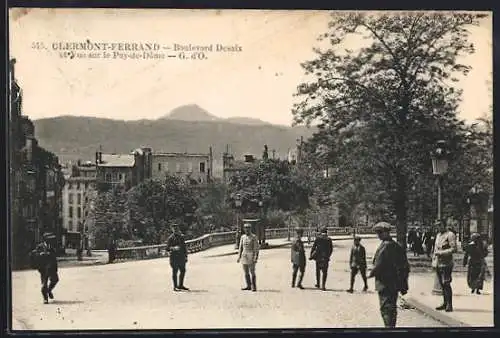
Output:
[293, 13, 486, 246]
[90, 186, 130, 249]
[127, 176, 198, 244]
[227, 159, 312, 214]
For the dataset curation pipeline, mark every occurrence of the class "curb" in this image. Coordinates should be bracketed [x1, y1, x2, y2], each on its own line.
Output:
[400, 296, 470, 327]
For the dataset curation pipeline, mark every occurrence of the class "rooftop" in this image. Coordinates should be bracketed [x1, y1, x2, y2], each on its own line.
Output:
[99, 154, 135, 167]
[153, 152, 209, 158]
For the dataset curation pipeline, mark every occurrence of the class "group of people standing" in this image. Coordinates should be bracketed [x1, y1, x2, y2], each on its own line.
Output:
[408, 227, 436, 257]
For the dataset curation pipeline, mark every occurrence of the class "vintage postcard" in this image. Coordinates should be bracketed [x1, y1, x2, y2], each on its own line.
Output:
[8, 8, 493, 331]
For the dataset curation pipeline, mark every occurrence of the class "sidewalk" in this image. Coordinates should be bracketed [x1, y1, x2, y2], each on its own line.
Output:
[199, 234, 379, 258]
[402, 272, 494, 327]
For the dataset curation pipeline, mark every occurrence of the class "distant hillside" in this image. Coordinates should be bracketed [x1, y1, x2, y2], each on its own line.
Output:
[33, 116, 316, 167]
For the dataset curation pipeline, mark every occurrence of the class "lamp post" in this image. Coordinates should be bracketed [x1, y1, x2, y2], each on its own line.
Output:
[431, 140, 449, 295]
[234, 194, 242, 249]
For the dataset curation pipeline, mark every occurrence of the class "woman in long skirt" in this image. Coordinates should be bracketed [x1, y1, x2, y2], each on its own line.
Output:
[463, 233, 488, 294]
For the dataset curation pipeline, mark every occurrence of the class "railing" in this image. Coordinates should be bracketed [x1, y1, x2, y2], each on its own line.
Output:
[112, 226, 390, 262]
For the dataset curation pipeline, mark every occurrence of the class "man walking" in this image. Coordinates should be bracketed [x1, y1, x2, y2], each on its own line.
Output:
[31, 232, 60, 304]
[166, 224, 189, 291]
[369, 222, 410, 328]
[433, 219, 457, 312]
[347, 236, 368, 293]
[291, 227, 306, 289]
[237, 223, 259, 291]
[309, 227, 333, 291]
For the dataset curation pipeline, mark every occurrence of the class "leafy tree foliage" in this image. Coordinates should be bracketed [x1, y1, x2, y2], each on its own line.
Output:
[292, 13, 487, 245]
[226, 159, 312, 214]
[127, 176, 198, 244]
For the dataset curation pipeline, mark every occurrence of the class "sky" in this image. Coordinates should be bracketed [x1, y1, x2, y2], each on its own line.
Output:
[9, 9, 492, 126]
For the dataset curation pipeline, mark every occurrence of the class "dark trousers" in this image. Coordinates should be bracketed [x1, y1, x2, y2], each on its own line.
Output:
[436, 265, 453, 309]
[350, 266, 368, 289]
[292, 264, 305, 287]
[170, 260, 186, 288]
[378, 289, 398, 328]
[315, 261, 328, 288]
[39, 268, 59, 301]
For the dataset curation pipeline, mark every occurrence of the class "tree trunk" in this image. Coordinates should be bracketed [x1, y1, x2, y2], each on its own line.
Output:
[395, 174, 408, 248]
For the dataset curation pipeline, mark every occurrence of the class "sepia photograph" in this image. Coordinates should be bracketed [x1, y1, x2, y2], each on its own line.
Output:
[8, 8, 493, 330]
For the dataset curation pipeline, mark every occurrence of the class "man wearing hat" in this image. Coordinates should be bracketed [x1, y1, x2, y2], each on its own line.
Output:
[31, 232, 59, 304]
[291, 227, 306, 289]
[369, 222, 409, 328]
[309, 227, 333, 291]
[433, 219, 457, 311]
[237, 223, 259, 291]
[347, 236, 368, 293]
[166, 224, 189, 291]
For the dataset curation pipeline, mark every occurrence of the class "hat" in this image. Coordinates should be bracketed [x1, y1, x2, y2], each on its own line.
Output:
[373, 222, 391, 232]
[320, 227, 328, 234]
[354, 236, 361, 241]
[295, 227, 304, 232]
[471, 233, 481, 240]
[434, 219, 442, 226]
[243, 223, 252, 228]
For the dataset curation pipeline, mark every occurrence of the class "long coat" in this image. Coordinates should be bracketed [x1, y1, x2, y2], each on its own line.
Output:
[370, 238, 409, 293]
[291, 237, 306, 267]
[463, 241, 488, 290]
[239, 233, 259, 265]
[166, 233, 188, 264]
[310, 235, 333, 268]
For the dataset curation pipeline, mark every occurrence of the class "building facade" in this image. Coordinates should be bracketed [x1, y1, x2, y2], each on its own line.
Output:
[151, 148, 213, 184]
[10, 59, 65, 268]
[95, 148, 152, 191]
[61, 161, 97, 248]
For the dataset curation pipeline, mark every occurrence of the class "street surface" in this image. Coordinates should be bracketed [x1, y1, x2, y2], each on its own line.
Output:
[12, 238, 445, 330]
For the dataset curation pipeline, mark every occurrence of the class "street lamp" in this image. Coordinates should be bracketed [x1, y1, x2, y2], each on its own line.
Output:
[234, 195, 242, 249]
[431, 140, 449, 295]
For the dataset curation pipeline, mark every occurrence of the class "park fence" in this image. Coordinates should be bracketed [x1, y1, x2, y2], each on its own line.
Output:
[112, 226, 392, 262]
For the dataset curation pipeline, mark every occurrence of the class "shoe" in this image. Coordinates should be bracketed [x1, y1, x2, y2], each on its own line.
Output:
[48, 291, 54, 299]
[445, 306, 453, 312]
[173, 287, 180, 292]
[178, 286, 189, 291]
[346, 289, 354, 293]
[471, 289, 475, 293]
[476, 290, 481, 295]
[297, 284, 304, 290]
[435, 304, 446, 311]
[241, 286, 251, 291]
[291, 284, 295, 288]
[315, 284, 320, 288]
[322, 287, 326, 291]
[43, 299, 49, 304]
[363, 286, 368, 292]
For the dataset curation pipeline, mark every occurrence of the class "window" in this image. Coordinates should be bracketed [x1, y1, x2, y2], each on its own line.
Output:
[77, 193, 81, 205]
[199, 162, 205, 173]
[69, 206, 73, 218]
[68, 220, 73, 232]
[85, 182, 88, 189]
[188, 162, 193, 172]
[176, 163, 181, 172]
[76, 182, 80, 190]
[77, 207, 81, 219]
[165, 162, 169, 171]
[158, 163, 162, 171]
[68, 193, 73, 204]
[119, 173, 123, 180]
[105, 173, 111, 182]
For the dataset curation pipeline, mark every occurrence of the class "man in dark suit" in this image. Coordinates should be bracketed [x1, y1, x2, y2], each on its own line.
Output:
[347, 236, 368, 293]
[309, 227, 333, 291]
[31, 232, 59, 304]
[291, 227, 306, 289]
[369, 222, 410, 328]
[166, 224, 189, 291]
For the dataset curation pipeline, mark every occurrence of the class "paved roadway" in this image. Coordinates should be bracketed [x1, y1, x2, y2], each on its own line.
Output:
[12, 238, 444, 330]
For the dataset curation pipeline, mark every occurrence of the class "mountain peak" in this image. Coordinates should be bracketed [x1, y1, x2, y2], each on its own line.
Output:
[161, 104, 220, 121]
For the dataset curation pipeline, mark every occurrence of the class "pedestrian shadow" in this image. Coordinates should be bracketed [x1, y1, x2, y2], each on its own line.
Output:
[258, 289, 280, 293]
[49, 300, 84, 305]
[186, 289, 209, 293]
